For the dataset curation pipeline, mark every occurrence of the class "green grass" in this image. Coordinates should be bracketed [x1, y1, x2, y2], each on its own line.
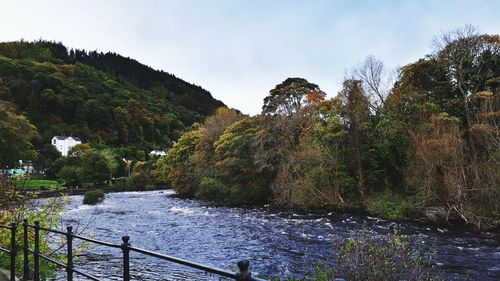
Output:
[365, 192, 420, 221]
[13, 179, 63, 190]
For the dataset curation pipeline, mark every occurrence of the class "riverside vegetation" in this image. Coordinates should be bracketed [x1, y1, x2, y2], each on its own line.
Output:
[156, 27, 500, 231]
[0, 177, 66, 279]
[82, 189, 106, 205]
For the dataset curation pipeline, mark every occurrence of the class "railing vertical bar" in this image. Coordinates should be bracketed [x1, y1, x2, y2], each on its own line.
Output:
[23, 219, 30, 281]
[10, 222, 17, 281]
[33, 220, 40, 281]
[121, 236, 130, 281]
[66, 226, 73, 281]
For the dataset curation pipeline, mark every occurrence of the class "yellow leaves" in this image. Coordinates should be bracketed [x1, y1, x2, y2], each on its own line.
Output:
[57, 64, 75, 76]
[476, 91, 494, 99]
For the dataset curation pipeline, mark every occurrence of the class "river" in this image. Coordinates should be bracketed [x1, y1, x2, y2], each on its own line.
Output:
[49, 190, 499, 280]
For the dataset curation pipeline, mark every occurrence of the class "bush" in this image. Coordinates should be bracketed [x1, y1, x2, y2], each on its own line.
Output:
[334, 229, 441, 281]
[365, 193, 419, 220]
[1, 177, 64, 279]
[83, 190, 105, 205]
[126, 172, 148, 190]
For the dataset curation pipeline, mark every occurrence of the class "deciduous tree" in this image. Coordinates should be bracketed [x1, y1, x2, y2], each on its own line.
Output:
[0, 102, 38, 166]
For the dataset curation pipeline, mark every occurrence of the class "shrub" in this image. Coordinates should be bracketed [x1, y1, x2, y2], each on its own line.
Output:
[334, 229, 441, 281]
[1, 177, 63, 279]
[365, 193, 419, 221]
[83, 190, 105, 205]
[126, 172, 148, 190]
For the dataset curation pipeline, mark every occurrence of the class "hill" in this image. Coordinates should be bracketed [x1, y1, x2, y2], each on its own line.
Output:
[0, 40, 224, 159]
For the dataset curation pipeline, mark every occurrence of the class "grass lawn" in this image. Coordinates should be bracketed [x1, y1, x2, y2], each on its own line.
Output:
[13, 179, 63, 190]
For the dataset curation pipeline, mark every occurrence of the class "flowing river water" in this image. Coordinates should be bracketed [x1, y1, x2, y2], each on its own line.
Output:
[49, 190, 500, 280]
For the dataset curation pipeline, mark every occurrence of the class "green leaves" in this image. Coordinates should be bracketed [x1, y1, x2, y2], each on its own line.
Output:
[0, 40, 223, 161]
[262, 77, 324, 116]
[0, 102, 38, 165]
[56, 144, 115, 187]
[335, 229, 440, 281]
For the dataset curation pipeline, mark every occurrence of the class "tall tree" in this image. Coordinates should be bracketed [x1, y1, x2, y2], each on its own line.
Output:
[262, 77, 324, 116]
[161, 129, 201, 197]
[433, 26, 500, 160]
[256, 78, 326, 204]
[256, 78, 325, 169]
[337, 80, 372, 200]
[350, 55, 394, 111]
[0, 102, 38, 167]
[193, 107, 244, 179]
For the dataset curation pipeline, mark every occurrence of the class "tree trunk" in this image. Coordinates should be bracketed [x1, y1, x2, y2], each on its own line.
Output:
[459, 79, 480, 183]
[352, 126, 366, 200]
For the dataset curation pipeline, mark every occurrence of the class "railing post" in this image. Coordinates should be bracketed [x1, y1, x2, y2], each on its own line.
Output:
[33, 220, 40, 281]
[121, 236, 130, 281]
[66, 226, 74, 281]
[236, 260, 252, 281]
[22, 219, 30, 281]
[10, 222, 17, 281]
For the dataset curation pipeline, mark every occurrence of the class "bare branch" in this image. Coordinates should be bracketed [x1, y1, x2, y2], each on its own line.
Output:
[349, 55, 394, 110]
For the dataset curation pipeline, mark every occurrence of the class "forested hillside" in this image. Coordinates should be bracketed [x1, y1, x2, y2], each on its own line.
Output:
[0, 40, 224, 161]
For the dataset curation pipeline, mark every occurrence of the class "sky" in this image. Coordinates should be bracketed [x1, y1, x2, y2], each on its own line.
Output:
[1, 0, 499, 115]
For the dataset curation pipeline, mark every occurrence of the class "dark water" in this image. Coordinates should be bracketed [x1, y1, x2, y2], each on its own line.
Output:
[49, 190, 499, 280]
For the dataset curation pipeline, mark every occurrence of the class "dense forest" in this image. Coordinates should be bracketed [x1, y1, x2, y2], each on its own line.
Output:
[0, 40, 224, 165]
[156, 27, 500, 231]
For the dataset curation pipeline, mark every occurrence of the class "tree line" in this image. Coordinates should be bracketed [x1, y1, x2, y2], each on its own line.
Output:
[0, 40, 223, 167]
[156, 27, 500, 230]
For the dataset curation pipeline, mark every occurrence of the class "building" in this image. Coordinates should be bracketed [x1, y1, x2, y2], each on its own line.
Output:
[51, 136, 82, 156]
[149, 150, 167, 157]
[7, 169, 26, 175]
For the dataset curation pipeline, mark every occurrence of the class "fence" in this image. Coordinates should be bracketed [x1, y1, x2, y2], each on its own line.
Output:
[0, 220, 266, 281]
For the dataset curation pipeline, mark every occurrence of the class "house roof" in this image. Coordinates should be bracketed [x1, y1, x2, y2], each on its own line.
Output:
[53, 136, 82, 141]
[7, 169, 25, 175]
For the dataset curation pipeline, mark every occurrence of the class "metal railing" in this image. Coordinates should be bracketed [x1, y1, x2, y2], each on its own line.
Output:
[0, 222, 16, 281]
[0, 220, 266, 281]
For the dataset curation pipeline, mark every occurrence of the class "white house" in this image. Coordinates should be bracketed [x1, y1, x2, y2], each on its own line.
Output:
[149, 150, 167, 157]
[51, 136, 82, 156]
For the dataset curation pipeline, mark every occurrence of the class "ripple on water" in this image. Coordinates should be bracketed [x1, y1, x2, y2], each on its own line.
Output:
[49, 190, 500, 281]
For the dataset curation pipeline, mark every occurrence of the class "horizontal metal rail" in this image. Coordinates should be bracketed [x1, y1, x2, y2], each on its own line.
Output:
[128, 245, 266, 280]
[27, 249, 66, 268]
[36, 225, 67, 236]
[71, 234, 121, 249]
[0, 220, 267, 281]
[27, 249, 100, 281]
[0, 246, 11, 254]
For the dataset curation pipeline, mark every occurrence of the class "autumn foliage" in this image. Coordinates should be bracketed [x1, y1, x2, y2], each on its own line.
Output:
[158, 27, 500, 230]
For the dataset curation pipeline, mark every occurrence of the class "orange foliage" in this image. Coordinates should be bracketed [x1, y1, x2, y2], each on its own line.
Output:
[306, 91, 325, 104]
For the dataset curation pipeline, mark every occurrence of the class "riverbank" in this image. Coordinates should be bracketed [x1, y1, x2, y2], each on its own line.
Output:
[171, 192, 500, 234]
[22, 184, 499, 233]
[17, 184, 169, 198]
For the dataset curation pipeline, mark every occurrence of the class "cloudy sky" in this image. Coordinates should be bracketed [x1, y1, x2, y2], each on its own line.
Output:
[1, 0, 499, 115]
